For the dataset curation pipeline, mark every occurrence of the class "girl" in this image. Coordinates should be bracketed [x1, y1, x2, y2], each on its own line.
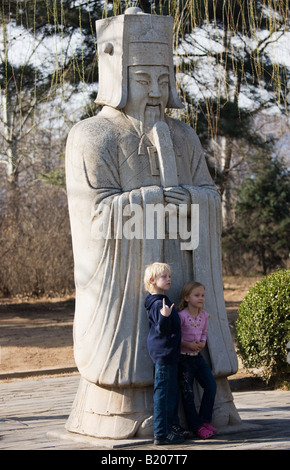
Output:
[178, 281, 217, 439]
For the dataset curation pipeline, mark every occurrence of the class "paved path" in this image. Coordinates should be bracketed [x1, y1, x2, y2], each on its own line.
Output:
[1, 374, 290, 451]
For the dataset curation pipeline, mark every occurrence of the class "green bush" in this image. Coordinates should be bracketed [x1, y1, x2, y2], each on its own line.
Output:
[236, 269, 290, 383]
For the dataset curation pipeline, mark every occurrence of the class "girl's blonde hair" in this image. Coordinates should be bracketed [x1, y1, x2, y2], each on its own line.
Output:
[178, 281, 205, 311]
[144, 262, 171, 293]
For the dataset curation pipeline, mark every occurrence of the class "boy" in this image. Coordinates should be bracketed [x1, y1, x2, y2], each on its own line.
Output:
[144, 262, 185, 445]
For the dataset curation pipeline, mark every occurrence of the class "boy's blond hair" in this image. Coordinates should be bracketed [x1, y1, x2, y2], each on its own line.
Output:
[144, 262, 171, 293]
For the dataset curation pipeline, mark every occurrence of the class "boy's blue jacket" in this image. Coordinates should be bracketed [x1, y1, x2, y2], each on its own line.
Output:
[144, 293, 181, 365]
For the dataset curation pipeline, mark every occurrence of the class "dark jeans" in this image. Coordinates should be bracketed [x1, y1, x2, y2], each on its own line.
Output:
[178, 354, 216, 431]
[153, 363, 179, 437]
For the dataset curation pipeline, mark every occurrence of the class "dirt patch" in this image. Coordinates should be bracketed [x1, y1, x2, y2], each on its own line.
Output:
[0, 297, 75, 374]
[0, 277, 262, 378]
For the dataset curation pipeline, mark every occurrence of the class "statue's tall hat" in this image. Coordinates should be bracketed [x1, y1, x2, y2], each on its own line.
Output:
[95, 7, 183, 109]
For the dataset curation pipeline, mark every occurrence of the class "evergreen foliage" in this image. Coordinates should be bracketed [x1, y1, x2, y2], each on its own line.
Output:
[236, 269, 290, 383]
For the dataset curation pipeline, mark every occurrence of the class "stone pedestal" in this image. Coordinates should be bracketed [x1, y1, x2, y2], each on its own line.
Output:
[65, 375, 241, 440]
[65, 377, 154, 439]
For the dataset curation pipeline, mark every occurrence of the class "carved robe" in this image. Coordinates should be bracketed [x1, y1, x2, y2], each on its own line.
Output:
[65, 105, 238, 387]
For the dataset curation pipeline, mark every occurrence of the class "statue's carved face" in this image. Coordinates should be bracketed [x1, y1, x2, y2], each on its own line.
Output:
[124, 65, 169, 133]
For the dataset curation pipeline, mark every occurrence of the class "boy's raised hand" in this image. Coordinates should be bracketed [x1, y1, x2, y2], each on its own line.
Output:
[160, 297, 174, 317]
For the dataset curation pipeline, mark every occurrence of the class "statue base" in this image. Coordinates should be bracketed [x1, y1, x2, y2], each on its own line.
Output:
[65, 377, 154, 439]
[65, 376, 242, 440]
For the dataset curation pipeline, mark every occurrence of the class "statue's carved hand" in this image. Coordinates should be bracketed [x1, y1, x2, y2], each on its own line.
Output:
[163, 186, 190, 214]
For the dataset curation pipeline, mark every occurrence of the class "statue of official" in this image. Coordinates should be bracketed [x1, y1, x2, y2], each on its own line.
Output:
[65, 7, 240, 439]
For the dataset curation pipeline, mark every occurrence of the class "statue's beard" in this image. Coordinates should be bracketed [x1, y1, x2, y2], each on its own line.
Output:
[143, 103, 165, 140]
[123, 101, 166, 142]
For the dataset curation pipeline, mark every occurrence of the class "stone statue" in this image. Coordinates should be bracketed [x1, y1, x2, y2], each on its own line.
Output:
[65, 7, 241, 440]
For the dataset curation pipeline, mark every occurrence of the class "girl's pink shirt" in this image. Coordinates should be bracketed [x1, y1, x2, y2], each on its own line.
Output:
[178, 309, 208, 354]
